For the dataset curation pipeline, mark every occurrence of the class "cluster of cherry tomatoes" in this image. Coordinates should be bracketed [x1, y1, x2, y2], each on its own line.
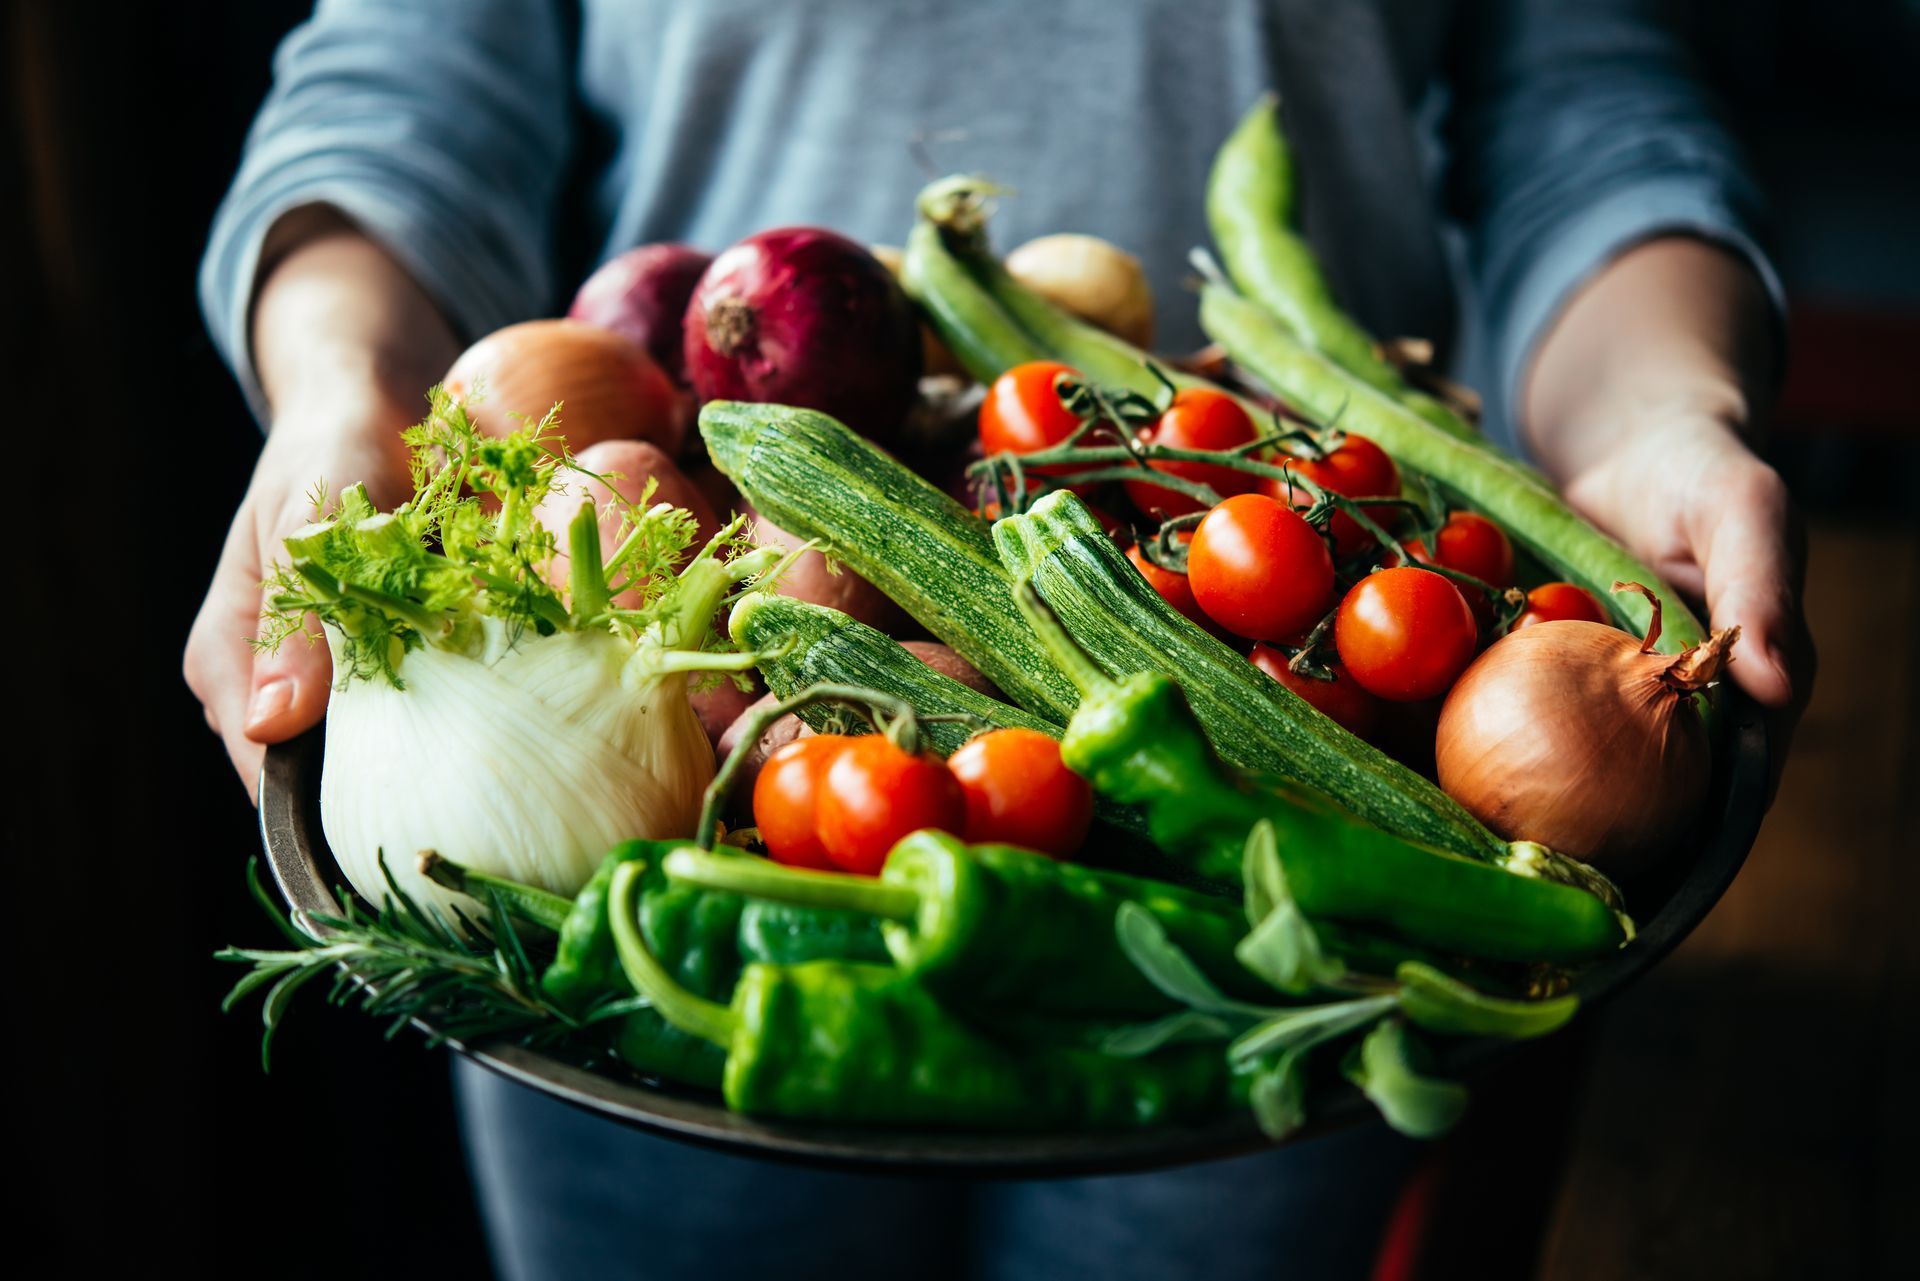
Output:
[753, 726, 1094, 874]
[977, 361, 1610, 743]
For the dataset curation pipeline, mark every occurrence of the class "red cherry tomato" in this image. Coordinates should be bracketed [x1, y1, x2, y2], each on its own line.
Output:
[1126, 535, 1211, 628]
[1334, 567, 1479, 702]
[1188, 495, 1336, 640]
[752, 735, 851, 870]
[1263, 434, 1400, 553]
[1511, 581, 1610, 630]
[815, 735, 967, 875]
[979, 361, 1084, 470]
[1431, 512, 1515, 587]
[948, 728, 1093, 856]
[1123, 389, 1259, 518]
[1248, 643, 1383, 739]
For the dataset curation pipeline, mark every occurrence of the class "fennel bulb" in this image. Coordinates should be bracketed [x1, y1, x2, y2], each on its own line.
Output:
[259, 393, 780, 918]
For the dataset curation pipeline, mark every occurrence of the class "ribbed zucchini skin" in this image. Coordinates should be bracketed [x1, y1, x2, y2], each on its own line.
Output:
[730, 593, 1061, 754]
[995, 490, 1507, 863]
[699, 401, 1081, 724]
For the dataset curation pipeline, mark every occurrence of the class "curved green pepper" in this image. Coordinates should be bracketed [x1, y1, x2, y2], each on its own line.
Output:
[608, 862, 1233, 1129]
[665, 832, 1265, 1017]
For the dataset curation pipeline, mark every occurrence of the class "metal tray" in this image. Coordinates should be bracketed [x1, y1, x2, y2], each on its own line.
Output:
[257, 697, 1768, 1177]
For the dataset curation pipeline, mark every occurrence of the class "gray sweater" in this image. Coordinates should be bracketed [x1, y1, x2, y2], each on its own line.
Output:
[201, 0, 1778, 449]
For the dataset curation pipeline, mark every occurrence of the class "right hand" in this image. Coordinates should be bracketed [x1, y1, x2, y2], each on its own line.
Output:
[183, 403, 411, 800]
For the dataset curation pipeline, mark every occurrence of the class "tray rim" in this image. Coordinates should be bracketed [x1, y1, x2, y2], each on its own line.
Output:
[255, 693, 1769, 1177]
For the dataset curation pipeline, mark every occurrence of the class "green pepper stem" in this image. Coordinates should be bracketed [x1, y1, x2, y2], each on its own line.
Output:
[662, 849, 919, 921]
[607, 862, 737, 1047]
[417, 852, 573, 932]
[1011, 578, 1111, 696]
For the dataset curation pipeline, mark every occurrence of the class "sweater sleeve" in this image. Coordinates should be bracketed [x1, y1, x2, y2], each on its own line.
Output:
[198, 0, 573, 421]
[1444, 0, 1785, 454]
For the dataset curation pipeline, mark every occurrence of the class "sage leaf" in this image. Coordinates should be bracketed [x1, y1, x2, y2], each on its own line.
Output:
[1343, 1019, 1468, 1139]
[1395, 962, 1579, 1040]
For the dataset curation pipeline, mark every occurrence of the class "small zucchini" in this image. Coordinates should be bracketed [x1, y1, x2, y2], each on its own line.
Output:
[699, 401, 1081, 723]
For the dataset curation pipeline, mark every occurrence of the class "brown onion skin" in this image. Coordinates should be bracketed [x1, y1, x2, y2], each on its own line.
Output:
[445, 319, 687, 456]
[1435, 619, 1716, 877]
[683, 227, 922, 441]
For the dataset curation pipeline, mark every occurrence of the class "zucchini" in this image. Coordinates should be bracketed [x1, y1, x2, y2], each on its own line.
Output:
[699, 401, 1081, 723]
[994, 489, 1508, 864]
[1199, 283, 1707, 653]
[730, 592, 1061, 754]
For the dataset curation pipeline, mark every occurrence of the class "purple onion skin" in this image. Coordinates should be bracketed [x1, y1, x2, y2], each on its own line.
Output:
[568, 243, 713, 387]
[684, 227, 923, 441]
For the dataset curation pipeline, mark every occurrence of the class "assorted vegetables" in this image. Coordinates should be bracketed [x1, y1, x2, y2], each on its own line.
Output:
[221, 95, 1743, 1151]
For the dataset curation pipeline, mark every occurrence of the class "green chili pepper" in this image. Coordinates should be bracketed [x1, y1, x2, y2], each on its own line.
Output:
[665, 831, 1265, 1018]
[608, 862, 1232, 1129]
[1012, 586, 1629, 964]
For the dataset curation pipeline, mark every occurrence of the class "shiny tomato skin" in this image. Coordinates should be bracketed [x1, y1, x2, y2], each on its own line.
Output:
[1188, 495, 1337, 641]
[1263, 433, 1400, 553]
[1512, 581, 1610, 630]
[948, 728, 1093, 856]
[1334, 567, 1479, 702]
[979, 361, 1083, 468]
[1431, 512, 1515, 587]
[752, 735, 852, 870]
[1126, 536, 1209, 627]
[1249, 644, 1383, 739]
[815, 736, 967, 875]
[1123, 389, 1259, 518]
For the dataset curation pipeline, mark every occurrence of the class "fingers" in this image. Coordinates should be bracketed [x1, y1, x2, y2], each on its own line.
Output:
[1691, 462, 1810, 711]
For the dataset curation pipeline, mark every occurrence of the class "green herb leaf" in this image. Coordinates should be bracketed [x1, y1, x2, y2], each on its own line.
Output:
[1395, 962, 1579, 1040]
[1228, 993, 1398, 1065]
[1114, 902, 1271, 1019]
[1248, 1047, 1310, 1140]
[1343, 1019, 1469, 1140]
[1235, 821, 1344, 995]
[1100, 1010, 1240, 1058]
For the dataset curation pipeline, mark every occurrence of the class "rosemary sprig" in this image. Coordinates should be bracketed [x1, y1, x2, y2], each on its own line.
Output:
[216, 857, 634, 1071]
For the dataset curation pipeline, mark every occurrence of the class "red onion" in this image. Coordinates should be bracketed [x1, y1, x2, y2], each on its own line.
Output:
[567, 243, 712, 387]
[683, 228, 922, 440]
[1435, 583, 1736, 875]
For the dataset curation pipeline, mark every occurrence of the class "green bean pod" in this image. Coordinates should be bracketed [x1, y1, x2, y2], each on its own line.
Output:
[1199, 283, 1706, 653]
[900, 217, 1048, 383]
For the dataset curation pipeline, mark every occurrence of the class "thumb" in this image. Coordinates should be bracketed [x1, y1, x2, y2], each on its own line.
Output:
[242, 508, 335, 746]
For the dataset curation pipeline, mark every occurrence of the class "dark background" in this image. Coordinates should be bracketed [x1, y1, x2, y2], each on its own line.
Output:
[11, 2, 1916, 1276]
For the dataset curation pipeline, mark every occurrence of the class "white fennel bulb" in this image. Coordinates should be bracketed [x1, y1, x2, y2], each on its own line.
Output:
[260, 392, 779, 919]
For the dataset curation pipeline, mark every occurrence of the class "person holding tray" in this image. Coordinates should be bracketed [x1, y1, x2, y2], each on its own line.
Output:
[185, 2, 1812, 1278]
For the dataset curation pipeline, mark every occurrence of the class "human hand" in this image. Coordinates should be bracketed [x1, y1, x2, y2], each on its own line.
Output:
[1523, 237, 1814, 782]
[183, 405, 412, 800]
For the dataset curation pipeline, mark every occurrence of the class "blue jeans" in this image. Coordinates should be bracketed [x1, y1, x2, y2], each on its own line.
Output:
[454, 1059, 1417, 1281]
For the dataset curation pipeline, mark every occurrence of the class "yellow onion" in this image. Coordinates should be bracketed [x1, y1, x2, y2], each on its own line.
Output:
[1435, 583, 1736, 875]
[1005, 233, 1155, 350]
[444, 318, 688, 456]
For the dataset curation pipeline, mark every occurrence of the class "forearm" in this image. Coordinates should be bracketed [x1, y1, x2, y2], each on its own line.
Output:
[250, 206, 459, 449]
[1520, 237, 1778, 482]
